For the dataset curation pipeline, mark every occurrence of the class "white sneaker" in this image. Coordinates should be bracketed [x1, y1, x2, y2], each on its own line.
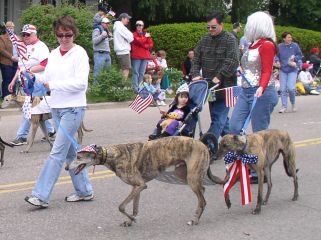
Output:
[65, 193, 94, 202]
[25, 196, 48, 208]
[160, 100, 166, 106]
[291, 105, 297, 112]
[156, 100, 162, 106]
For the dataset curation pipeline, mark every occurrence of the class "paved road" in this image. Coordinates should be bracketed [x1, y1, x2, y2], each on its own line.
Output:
[0, 96, 321, 240]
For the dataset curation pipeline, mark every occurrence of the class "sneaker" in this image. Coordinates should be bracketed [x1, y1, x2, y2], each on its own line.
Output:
[65, 193, 94, 202]
[25, 196, 48, 208]
[278, 107, 286, 113]
[160, 100, 166, 106]
[291, 105, 297, 112]
[41, 131, 56, 142]
[156, 100, 162, 106]
[10, 138, 27, 146]
[148, 134, 159, 140]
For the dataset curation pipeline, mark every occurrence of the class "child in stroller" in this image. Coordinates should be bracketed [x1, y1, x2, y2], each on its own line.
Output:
[148, 83, 190, 140]
[148, 80, 218, 162]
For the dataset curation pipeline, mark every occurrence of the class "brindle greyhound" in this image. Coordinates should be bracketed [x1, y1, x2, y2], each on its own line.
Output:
[2, 94, 92, 153]
[0, 137, 14, 167]
[216, 129, 299, 214]
[69, 136, 225, 226]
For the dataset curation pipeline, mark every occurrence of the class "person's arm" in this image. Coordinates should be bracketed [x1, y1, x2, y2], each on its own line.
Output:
[216, 35, 239, 81]
[258, 41, 276, 91]
[8, 69, 20, 92]
[92, 28, 107, 45]
[295, 43, 303, 68]
[119, 25, 134, 43]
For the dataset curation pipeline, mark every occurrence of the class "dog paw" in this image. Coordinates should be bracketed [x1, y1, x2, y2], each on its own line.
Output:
[252, 208, 261, 215]
[292, 195, 298, 201]
[187, 220, 198, 226]
[120, 221, 132, 227]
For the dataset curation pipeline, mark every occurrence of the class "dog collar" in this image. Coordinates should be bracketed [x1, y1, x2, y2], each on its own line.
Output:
[99, 147, 108, 165]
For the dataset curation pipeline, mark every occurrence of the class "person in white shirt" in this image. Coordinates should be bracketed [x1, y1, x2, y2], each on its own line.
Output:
[113, 13, 134, 80]
[25, 16, 93, 208]
[8, 24, 55, 146]
[298, 63, 320, 95]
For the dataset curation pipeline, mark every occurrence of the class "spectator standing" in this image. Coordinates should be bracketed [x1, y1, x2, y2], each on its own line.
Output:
[309, 48, 321, 76]
[113, 13, 134, 80]
[92, 17, 112, 83]
[181, 49, 194, 77]
[25, 16, 93, 208]
[231, 22, 242, 40]
[191, 11, 239, 139]
[131, 20, 153, 93]
[8, 24, 55, 146]
[0, 21, 18, 98]
[276, 32, 303, 113]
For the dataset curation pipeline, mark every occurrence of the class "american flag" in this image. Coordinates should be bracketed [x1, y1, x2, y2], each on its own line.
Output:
[108, 10, 116, 16]
[129, 87, 153, 114]
[225, 86, 241, 107]
[6, 28, 28, 61]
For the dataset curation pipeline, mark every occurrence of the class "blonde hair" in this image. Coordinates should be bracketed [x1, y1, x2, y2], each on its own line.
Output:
[5, 21, 14, 28]
[157, 50, 166, 58]
[244, 11, 276, 42]
[143, 74, 152, 83]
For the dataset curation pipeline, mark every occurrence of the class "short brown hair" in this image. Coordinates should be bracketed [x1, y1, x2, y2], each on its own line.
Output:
[53, 15, 79, 37]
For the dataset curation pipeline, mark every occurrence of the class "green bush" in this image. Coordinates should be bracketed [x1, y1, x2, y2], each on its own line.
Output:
[148, 22, 321, 68]
[20, 4, 94, 60]
[88, 67, 135, 102]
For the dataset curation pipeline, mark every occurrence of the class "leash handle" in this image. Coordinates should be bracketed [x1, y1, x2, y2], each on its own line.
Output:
[240, 96, 257, 135]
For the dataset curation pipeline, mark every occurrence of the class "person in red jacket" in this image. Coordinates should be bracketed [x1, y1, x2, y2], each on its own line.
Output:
[131, 20, 153, 93]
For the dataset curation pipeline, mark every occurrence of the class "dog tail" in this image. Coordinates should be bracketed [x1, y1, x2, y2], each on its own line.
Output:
[81, 122, 93, 132]
[207, 167, 225, 185]
[0, 137, 14, 148]
[282, 140, 297, 177]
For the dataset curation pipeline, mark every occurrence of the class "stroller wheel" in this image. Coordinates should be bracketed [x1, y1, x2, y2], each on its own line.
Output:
[199, 132, 218, 164]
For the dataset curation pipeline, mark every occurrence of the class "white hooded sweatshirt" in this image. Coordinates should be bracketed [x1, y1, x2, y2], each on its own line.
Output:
[113, 21, 133, 55]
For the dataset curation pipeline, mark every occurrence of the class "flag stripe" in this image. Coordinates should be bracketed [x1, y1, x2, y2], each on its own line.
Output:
[129, 93, 153, 114]
[6, 28, 28, 60]
[225, 86, 241, 108]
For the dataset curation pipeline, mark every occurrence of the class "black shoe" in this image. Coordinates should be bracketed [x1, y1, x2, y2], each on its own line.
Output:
[41, 131, 56, 142]
[148, 134, 159, 140]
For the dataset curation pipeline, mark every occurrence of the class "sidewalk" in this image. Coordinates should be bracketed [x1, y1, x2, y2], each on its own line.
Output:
[0, 101, 133, 116]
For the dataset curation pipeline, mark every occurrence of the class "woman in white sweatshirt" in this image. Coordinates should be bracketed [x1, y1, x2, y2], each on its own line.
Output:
[25, 16, 93, 208]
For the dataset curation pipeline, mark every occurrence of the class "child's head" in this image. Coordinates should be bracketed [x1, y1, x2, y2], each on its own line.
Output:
[175, 83, 190, 106]
[302, 63, 312, 71]
[151, 73, 160, 85]
[157, 50, 166, 59]
[143, 74, 152, 83]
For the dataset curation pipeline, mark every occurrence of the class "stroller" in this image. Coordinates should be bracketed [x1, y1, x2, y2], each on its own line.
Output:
[151, 79, 218, 163]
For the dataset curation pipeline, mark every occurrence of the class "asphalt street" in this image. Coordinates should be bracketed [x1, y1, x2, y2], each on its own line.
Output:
[0, 95, 321, 240]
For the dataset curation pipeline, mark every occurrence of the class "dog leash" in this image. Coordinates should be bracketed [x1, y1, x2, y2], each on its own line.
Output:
[240, 96, 257, 135]
[39, 86, 81, 151]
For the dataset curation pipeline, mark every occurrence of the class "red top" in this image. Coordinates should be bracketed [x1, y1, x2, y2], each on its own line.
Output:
[59, 49, 69, 56]
[131, 31, 153, 60]
[249, 38, 276, 90]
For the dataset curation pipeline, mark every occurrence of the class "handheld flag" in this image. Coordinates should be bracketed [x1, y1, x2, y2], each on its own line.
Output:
[129, 87, 153, 114]
[225, 86, 241, 107]
[6, 28, 28, 61]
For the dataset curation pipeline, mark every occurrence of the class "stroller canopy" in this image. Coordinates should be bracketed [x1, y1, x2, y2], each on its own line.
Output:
[188, 80, 209, 111]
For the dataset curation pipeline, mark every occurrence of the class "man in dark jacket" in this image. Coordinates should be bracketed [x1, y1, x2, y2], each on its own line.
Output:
[191, 11, 239, 139]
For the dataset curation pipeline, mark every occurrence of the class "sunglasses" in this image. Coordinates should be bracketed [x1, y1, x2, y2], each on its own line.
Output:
[56, 32, 74, 38]
[207, 25, 218, 30]
[22, 33, 31, 37]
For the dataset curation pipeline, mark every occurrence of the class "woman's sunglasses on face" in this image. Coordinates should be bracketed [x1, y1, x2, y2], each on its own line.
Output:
[56, 32, 74, 39]
[22, 33, 31, 37]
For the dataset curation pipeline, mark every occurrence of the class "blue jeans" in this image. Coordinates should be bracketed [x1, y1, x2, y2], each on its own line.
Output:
[208, 99, 230, 139]
[131, 59, 148, 92]
[0, 63, 17, 98]
[16, 116, 55, 139]
[93, 51, 112, 83]
[229, 86, 278, 134]
[32, 107, 93, 203]
[279, 71, 297, 108]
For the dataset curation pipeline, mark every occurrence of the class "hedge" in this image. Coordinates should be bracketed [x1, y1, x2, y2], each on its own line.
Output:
[148, 23, 321, 68]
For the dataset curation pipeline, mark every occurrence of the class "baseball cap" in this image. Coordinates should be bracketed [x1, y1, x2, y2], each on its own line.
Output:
[136, 20, 144, 26]
[176, 83, 189, 94]
[101, 18, 110, 24]
[233, 22, 241, 29]
[22, 24, 37, 34]
[302, 63, 313, 69]
[118, 13, 132, 20]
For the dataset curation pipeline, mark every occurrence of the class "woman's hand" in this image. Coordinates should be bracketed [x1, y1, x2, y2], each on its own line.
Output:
[255, 86, 263, 97]
[289, 61, 297, 68]
[8, 80, 16, 93]
[44, 82, 50, 90]
[159, 109, 167, 115]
